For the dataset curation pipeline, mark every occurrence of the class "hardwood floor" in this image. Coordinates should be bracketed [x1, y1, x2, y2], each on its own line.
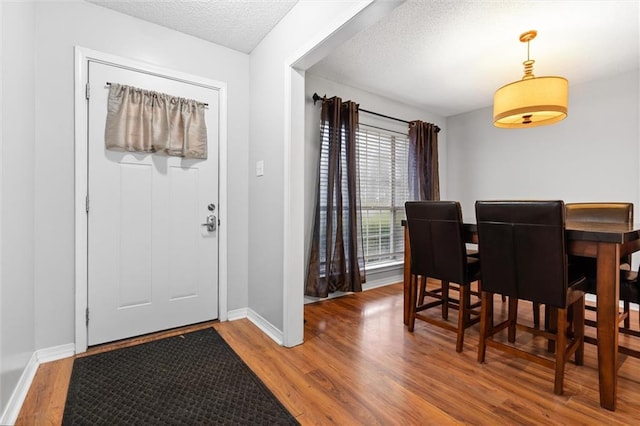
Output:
[16, 283, 640, 425]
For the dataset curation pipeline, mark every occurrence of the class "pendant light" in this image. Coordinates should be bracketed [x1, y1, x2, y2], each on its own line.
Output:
[493, 30, 568, 128]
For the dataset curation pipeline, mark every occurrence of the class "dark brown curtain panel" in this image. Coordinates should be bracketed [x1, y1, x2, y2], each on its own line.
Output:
[306, 97, 365, 298]
[408, 121, 440, 201]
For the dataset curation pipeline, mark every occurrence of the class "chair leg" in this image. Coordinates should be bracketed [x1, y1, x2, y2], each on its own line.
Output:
[547, 307, 558, 353]
[573, 297, 585, 366]
[464, 282, 474, 323]
[533, 302, 541, 327]
[478, 291, 493, 363]
[508, 297, 518, 343]
[417, 275, 426, 306]
[544, 305, 550, 330]
[623, 300, 631, 329]
[554, 307, 568, 395]
[442, 280, 450, 320]
[456, 284, 468, 353]
[408, 274, 418, 332]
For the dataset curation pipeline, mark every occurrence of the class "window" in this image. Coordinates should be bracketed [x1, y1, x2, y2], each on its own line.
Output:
[357, 125, 410, 267]
[317, 123, 410, 274]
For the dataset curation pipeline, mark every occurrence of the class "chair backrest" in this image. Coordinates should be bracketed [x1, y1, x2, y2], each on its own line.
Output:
[565, 202, 633, 225]
[475, 200, 567, 307]
[566, 202, 634, 266]
[404, 201, 468, 284]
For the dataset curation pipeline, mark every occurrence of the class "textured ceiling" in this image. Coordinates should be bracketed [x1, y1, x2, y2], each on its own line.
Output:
[88, 0, 299, 54]
[87, 0, 639, 117]
[310, 0, 640, 117]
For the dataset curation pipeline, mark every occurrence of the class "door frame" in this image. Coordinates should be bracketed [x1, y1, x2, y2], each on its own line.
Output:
[280, 0, 402, 346]
[73, 46, 228, 353]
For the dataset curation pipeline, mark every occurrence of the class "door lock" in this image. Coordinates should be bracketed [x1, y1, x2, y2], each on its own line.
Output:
[201, 215, 217, 232]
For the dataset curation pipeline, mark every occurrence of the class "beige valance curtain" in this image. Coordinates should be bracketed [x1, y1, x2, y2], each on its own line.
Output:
[105, 83, 208, 159]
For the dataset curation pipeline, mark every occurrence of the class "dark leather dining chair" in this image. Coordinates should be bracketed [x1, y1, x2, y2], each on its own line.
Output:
[565, 202, 634, 329]
[565, 202, 633, 270]
[475, 200, 586, 395]
[404, 201, 481, 353]
[618, 268, 640, 357]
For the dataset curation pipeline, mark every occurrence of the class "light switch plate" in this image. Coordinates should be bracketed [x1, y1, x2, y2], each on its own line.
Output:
[256, 160, 264, 177]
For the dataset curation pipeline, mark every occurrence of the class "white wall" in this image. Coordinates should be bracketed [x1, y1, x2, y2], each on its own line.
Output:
[30, 1, 250, 351]
[0, 0, 251, 415]
[1, 1, 37, 411]
[248, 0, 383, 335]
[1, 0, 250, 413]
[304, 73, 447, 280]
[0, 1, 3, 408]
[446, 70, 640, 220]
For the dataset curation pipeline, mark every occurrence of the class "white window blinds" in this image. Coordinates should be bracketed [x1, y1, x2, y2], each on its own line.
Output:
[357, 126, 410, 266]
[317, 124, 410, 269]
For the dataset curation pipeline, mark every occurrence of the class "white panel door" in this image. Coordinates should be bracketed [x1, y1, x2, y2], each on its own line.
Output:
[87, 61, 219, 345]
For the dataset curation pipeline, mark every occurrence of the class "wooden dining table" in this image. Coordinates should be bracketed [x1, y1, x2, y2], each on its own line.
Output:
[402, 220, 640, 411]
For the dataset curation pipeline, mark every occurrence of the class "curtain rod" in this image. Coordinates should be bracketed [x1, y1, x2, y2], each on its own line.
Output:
[106, 82, 209, 107]
[312, 92, 440, 133]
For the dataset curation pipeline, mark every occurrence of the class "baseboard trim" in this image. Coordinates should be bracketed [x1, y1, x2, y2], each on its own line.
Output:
[36, 343, 76, 364]
[225, 307, 283, 345]
[304, 276, 401, 304]
[0, 352, 38, 425]
[0, 344, 75, 425]
[362, 274, 402, 291]
[246, 308, 284, 345]
[226, 307, 248, 321]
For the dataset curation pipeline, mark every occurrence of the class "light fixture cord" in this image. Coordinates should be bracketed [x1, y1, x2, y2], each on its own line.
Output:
[522, 38, 535, 79]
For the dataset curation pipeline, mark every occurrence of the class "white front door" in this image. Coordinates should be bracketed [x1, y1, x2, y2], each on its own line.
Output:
[87, 61, 219, 346]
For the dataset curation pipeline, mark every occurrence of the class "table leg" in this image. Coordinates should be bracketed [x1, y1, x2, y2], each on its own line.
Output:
[596, 241, 620, 411]
[403, 225, 411, 326]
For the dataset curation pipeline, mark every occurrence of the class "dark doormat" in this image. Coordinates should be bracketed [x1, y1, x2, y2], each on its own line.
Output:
[62, 327, 299, 425]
